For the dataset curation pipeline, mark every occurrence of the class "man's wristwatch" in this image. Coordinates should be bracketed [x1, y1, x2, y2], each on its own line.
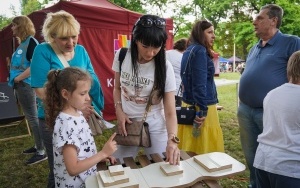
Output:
[170, 135, 180, 144]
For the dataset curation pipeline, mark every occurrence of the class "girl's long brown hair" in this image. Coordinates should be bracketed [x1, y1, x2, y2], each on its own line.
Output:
[44, 67, 91, 129]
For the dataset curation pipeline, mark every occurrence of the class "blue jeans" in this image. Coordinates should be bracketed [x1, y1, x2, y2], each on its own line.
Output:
[237, 102, 263, 188]
[14, 81, 44, 152]
[39, 118, 54, 188]
[255, 168, 300, 188]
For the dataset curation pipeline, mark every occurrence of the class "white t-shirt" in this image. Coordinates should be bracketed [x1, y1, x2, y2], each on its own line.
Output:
[254, 83, 300, 178]
[53, 111, 97, 188]
[112, 48, 176, 118]
[166, 49, 183, 95]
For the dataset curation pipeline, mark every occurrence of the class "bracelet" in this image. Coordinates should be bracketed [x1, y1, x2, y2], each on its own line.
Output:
[114, 101, 122, 108]
[168, 133, 176, 139]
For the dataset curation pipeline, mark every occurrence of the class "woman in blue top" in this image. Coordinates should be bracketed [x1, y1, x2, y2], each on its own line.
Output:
[8, 16, 46, 165]
[178, 20, 224, 154]
[30, 10, 104, 188]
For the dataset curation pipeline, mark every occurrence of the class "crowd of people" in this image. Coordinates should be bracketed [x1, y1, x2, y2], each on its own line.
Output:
[6, 3, 300, 188]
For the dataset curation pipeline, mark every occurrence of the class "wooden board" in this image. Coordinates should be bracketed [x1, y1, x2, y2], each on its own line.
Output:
[185, 152, 245, 180]
[139, 161, 200, 188]
[86, 152, 246, 188]
[194, 153, 232, 172]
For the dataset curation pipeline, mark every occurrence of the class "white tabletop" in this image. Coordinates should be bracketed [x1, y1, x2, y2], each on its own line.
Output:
[85, 152, 245, 188]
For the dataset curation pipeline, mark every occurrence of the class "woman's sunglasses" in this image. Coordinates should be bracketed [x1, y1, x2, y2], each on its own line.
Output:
[135, 18, 166, 29]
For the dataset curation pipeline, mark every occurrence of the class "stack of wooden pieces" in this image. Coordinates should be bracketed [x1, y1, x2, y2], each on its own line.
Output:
[96, 165, 139, 187]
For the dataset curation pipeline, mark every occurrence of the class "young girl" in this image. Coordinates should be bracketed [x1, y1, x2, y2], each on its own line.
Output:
[44, 67, 117, 188]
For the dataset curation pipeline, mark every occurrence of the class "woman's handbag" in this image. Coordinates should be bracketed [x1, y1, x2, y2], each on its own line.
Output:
[114, 121, 151, 147]
[88, 110, 107, 136]
[114, 92, 152, 147]
[176, 106, 196, 125]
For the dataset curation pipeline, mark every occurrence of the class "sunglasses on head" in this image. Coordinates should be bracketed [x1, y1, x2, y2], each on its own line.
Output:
[135, 17, 166, 29]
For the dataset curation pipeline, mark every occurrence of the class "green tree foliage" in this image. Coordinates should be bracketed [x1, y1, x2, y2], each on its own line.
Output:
[192, 0, 300, 59]
[0, 15, 11, 30]
[109, 0, 146, 13]
[21, 0, 42, 15]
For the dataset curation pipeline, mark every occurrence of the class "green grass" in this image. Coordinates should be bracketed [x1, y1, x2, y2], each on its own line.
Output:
[0, 72, 249, 188]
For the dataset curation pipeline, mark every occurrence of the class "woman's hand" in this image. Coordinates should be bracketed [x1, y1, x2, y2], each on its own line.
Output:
[14, 76, 21, 83]
[193, 116, 206, 128]
[115, 107, 132, 136]
[165, 140, 181, 165]
[81, 104, 94, 120]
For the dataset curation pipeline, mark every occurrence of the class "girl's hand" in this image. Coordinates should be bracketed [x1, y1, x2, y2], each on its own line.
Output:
[100, 156, 117, 165]
[107, 156, 117, 165]
[165, 140, 181, 165]
[101, 133, 118, 158]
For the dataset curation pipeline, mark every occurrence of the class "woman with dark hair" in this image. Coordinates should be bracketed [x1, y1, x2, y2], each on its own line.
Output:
[8, 16, 46, 165]
[112, 14, 180, 165]
[178, 20, 224, 154]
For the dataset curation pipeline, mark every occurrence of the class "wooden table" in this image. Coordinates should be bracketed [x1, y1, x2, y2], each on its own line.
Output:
[85, 151, 245, 188]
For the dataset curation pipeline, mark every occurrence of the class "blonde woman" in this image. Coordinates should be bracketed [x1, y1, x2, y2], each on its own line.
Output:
[8, 16, 46, 165]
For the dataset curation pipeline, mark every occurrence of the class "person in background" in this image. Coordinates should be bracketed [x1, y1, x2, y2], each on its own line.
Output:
[237, 4, 300, 188]
[178, 20, 224, 155]
[8, 16, 46, 165]
[166, 38, 188, 106]
[253, 50, 300, 188]
[112, 14, 180, 165]
[44, 67, 117, 188]
[30, 10, 104, 188]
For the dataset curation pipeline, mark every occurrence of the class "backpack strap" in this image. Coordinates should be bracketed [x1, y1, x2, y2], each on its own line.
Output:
[118, 47, 128, 72]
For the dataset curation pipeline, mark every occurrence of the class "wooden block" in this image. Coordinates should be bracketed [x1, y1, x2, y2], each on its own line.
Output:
[160, 163, 183, 176]
[109, 165, 124, 176]
[194, 154, 232, 172]
[98, 169, 129, 187]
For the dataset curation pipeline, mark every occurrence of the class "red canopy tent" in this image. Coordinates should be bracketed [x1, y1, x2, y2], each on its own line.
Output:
[0, 0, 174, 120]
